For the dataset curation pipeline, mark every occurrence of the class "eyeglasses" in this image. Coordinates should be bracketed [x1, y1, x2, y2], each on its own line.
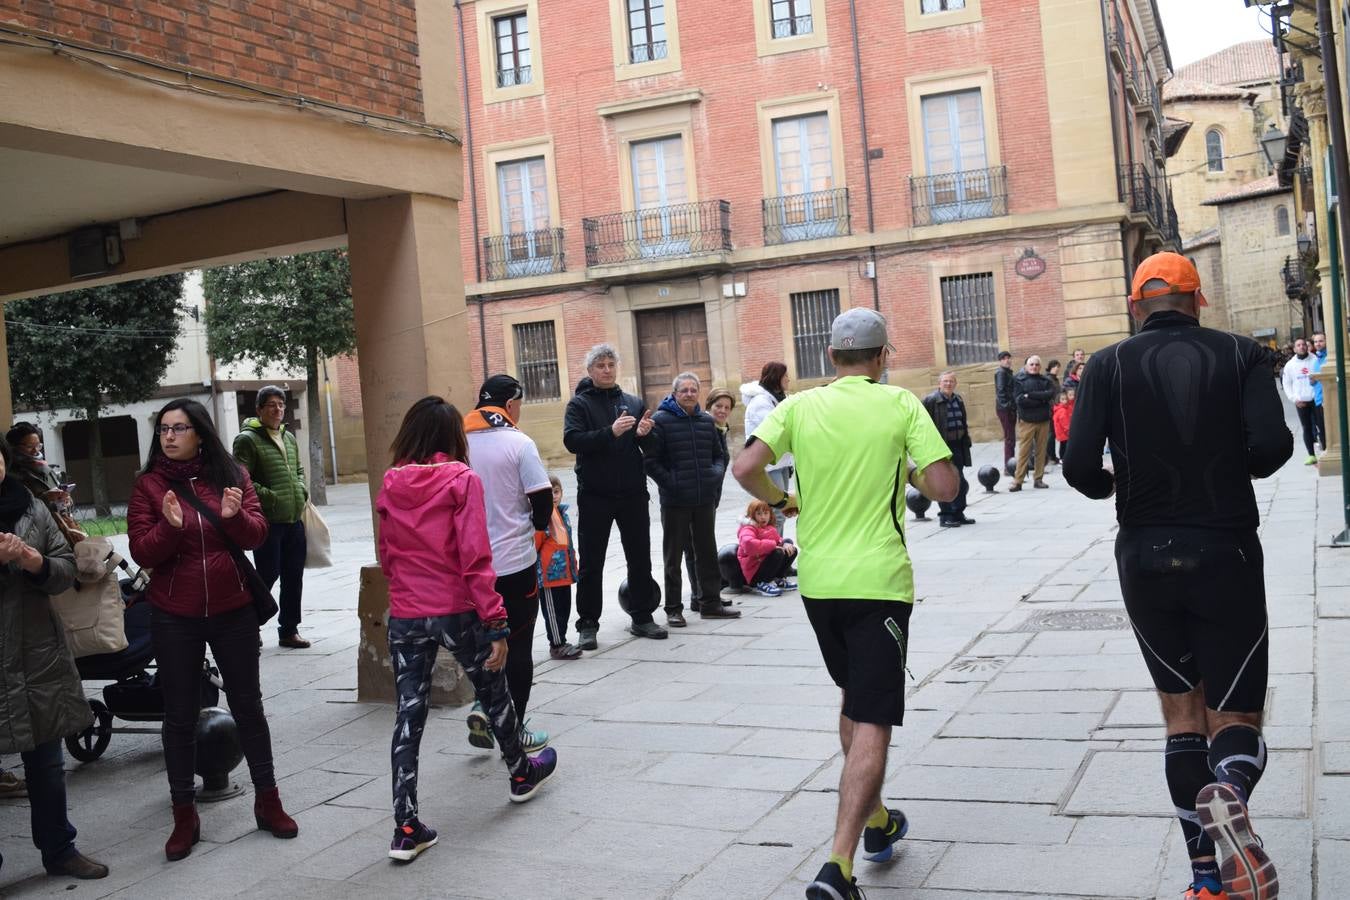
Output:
[156, 424, 194, 436]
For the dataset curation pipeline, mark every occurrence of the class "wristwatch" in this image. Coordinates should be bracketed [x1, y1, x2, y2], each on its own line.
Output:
[770, 493, 789, 509]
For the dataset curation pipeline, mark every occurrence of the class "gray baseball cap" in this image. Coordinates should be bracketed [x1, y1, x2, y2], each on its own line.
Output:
[829, 308, 896, 352]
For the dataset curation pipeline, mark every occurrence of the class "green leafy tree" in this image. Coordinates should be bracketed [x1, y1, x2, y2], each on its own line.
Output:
[202, 250, 355, 506]
[6, 275, 186, 516]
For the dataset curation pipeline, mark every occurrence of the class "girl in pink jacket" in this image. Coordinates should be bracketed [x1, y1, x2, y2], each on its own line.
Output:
[376, 397, 557, 864]
[736, 499, 799, 597]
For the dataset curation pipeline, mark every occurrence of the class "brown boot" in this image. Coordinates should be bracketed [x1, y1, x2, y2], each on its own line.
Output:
[164, 802, 199, 861]
[254, 786, 299, 838]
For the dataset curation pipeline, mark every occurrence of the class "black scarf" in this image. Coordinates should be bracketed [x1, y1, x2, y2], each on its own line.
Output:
[0, 475, 32, 533]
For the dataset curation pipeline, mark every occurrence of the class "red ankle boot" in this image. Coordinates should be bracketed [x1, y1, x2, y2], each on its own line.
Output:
[165, 802, 199, 861]
[254, 786, 298, 838]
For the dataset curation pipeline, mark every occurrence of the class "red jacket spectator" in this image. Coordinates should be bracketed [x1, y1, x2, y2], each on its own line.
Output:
[128, 467, 269, 618]
[1053, 398, 1075, 443]
[737, 519, 784, 584]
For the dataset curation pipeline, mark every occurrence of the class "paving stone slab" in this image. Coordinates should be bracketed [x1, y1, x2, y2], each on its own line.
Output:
[1065, 749, 1308, 818]
[886, 763, 1071, 804]
[923, 843, 1162, 896]
[965, 689, 1118, 715]
[638, 751, 821, 792]
[911, 737, 1091, 771]
[941, 712, 1103, 740]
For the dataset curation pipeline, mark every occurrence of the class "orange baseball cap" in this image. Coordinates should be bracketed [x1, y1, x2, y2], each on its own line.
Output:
[1129, 251, 1207, 306]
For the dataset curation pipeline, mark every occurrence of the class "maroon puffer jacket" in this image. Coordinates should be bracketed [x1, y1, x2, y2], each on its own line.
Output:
[127, 469, 270, 618]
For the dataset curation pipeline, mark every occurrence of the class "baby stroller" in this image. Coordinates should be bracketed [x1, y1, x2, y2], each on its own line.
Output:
[65, 561, 224, 763]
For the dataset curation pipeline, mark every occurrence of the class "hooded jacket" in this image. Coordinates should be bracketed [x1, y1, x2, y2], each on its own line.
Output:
[232, 417, 307, 524]
[128, 467, 270, 618]
[740, 382, 793, 470]
[376, 453, 505, 622]
[1281, 353, 1317, 404]
[562, 377, 650, 497]
[736, 518, 783, 583]
[1013, 369, 1056, 423]
[0, 491, 92, 754]
[644, 395, 729, 508]
[1053, 397, 1075, 442]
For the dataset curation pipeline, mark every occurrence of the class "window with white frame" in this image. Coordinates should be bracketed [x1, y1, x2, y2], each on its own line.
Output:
[921, 0, 965, 11]
[1205, 129, 1225, 172]
[770, 113, 845, 240]
[493, 12, 531, 87]
[771, 0, 812, 37]
[790, 288, 840, 378]
[494, 157, 559, 276]
[513, 321, 561, 401]
[919, 89, 998, 222]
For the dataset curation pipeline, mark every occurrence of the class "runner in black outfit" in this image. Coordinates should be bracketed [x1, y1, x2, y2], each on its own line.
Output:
[1063, 252, 1292, 900]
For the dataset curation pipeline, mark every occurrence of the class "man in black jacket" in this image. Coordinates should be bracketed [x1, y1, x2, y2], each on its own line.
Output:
[1009, 355, 1055, 491]
[922, 371, 974, 528]
[563, 344, 665, 647]
[1063, 252, 1291, 900]
[644, 372, 738, 626]
[993, 350, 1016, 464]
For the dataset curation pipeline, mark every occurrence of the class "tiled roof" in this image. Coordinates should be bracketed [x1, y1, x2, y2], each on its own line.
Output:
[1183, 228, 1221, 251]
[1163, 79, 1254, 102]
[1176, 39, 1281, 88]
[1201, 174, 1290, 206]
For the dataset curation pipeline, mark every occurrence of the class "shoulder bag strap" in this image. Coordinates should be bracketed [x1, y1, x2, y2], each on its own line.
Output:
[170, 480, 252, 569]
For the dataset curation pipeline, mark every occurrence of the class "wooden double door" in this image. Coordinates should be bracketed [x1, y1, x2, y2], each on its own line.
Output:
[635, 304, 712, 414]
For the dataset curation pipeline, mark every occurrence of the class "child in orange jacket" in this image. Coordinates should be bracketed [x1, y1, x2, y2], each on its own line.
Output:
[1052, 388, 1075, 462]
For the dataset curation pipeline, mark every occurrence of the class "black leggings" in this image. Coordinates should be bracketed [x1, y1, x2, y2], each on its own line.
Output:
[751, 548, 791, 585]
[496, 566, 539, 720]
[151, 604, 275, 805]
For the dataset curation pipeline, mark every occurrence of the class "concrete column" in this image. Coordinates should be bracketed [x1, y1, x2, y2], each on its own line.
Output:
[346, 192, 473, 704]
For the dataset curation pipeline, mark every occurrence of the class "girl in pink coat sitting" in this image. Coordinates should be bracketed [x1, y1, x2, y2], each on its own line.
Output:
[376, 396, 557, 864]
[736, 499, 799, 597]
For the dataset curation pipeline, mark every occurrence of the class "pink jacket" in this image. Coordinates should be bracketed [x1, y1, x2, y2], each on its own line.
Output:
[737, 519, 783, 582]
[376, 454, 505, 621]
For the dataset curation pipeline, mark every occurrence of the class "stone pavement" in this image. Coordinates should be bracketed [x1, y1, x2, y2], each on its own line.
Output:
[0, 432, 1347, 898]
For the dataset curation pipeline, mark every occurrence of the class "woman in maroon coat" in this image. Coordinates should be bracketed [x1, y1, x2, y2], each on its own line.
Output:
[127, 399, 297, 862]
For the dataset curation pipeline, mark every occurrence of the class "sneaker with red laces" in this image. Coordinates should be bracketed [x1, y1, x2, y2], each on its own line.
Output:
[1184, 886, 1228, 899]
[388, 819, 437, 862]
[1196, 782, 1279, 899]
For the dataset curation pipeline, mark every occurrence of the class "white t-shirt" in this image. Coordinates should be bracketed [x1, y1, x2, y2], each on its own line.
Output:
[466, 427, 551, 577]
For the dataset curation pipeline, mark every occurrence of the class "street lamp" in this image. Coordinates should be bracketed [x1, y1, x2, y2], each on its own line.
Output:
[1260, 124, 1288, 171]
[1297, 232, 1312, 256]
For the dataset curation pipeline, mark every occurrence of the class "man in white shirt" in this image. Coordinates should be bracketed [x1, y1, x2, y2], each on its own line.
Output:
[1281, 338, 1319, 464]
[464, 375, 554, 754]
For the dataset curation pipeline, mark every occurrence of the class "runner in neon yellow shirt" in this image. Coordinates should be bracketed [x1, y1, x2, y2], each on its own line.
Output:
[733, 307, 958, 900]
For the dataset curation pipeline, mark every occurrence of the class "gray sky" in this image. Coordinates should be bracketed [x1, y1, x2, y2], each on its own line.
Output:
[1155, 0, 1273, 69]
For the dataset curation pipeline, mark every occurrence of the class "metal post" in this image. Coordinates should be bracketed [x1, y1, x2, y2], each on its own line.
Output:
[1316, 0, 1350, 544]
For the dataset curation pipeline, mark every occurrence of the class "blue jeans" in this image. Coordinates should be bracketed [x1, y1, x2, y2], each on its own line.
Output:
[2, 740, 79, 871]
[254, 520, 307, 636]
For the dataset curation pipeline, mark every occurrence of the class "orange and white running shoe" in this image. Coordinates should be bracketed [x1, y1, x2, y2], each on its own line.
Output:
[1196, 783, 1279, 899]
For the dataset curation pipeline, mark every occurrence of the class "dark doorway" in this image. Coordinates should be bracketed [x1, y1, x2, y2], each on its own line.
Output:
[61, 415, 140, 505]
[635, 304, 712, 413]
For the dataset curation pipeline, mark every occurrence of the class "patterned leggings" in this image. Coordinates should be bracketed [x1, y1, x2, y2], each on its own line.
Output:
[389, 613, 527, 826]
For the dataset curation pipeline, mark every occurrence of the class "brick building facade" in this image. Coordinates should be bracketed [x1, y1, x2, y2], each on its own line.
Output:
[456, 0, 1179, 460]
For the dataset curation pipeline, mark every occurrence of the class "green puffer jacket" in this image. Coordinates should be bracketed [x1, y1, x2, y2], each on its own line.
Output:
[232, 418, 308, 524]
[0, 492, 92, 754]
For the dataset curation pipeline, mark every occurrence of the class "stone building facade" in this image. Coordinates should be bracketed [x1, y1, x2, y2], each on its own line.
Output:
[454, 0, 1179, 459]
[1204, 177, 1301, 346]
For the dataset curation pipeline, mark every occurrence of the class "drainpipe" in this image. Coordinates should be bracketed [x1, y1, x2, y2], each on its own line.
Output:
[455, 0, 482, 285]
[848, 0, 880, 312]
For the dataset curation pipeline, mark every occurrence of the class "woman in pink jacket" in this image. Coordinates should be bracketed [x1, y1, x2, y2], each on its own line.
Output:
[377, 396, 557, 864]
[736, 499, 798, 597]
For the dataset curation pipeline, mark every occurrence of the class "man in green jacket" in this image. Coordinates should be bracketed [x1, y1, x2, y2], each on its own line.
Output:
[233, 386, 310, 648]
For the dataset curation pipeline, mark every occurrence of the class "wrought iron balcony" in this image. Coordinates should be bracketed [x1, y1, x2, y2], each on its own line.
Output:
[582, 200, 732, 267]
[909, 166, 1008, 227]
[772, 14, 813, 37]
[495, 65, 532, 88]
[483, 228, 565, 281]
[763, 188, 850, 245]
[1107, 2, 1127, 67]
[1120, 164, 1164, 225]
[629, 40, 668, 64]
[1282, 255, 1307, 299]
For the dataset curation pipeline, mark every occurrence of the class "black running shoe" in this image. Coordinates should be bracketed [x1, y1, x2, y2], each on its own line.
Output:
[805, 862, 865, 899]
[388, 819, 438, 862]
[861, 808, 908, 862]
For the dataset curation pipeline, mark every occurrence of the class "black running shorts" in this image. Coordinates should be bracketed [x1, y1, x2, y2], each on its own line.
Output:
[802, 597, 912, 726]
[1115, 526, 1268, 713]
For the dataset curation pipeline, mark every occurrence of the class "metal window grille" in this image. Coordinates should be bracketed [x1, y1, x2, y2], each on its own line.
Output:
[790, 288, 840, 379]
[494, 13, 532, 87]
[939, 273, 998, 366]
[771, 0, 812, 37]
[513, 321, 561, 402]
